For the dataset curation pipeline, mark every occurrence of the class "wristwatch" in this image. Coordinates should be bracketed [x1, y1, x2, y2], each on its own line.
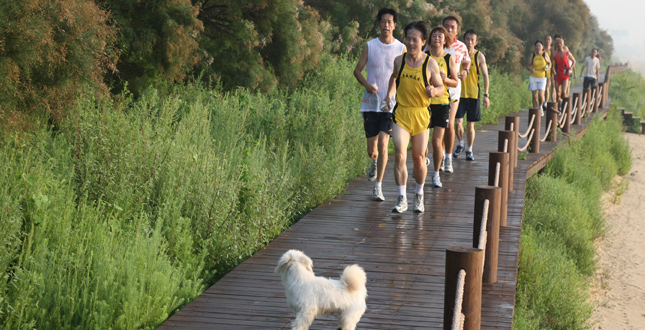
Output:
[484, 93, 489, 97]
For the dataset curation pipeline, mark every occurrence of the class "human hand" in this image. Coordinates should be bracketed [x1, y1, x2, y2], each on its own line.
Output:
[425, 85, 434, 98]
[484, 96, 490, 109]
[381, 98, 392, 111]
[440, 70, 447, 82]
[366, 83, 379, 94]
[460, 70, 468, 81]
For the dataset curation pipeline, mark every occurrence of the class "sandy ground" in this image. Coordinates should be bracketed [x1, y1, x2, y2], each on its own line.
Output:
[591, 133, 645, 329]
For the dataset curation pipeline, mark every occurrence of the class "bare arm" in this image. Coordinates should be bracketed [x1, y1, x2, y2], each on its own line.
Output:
[443, 55, 459, 88]
[479, 51, 490, 109]
[383, 55, 403, 110]
[353, 44, 378, 94]
[426, 58, 445, 98]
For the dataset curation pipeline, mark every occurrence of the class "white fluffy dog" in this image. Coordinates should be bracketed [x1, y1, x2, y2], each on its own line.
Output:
[275, 249, 368, 330]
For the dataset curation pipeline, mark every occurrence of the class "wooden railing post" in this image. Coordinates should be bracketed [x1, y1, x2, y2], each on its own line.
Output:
[562, 96, 571, 134]
[488, 152, 509, 226]
[505, 116, 520, 168]
[573, 92, 582, 125]
[499, 130, 515, 192]
[444, 247, 483, 330]
[528, 108, 541, 153]
[473, 186, 501, 284]
[592, 85, 600, 113]
[599, 82, 607, 109]
[546, 102, 558, 142]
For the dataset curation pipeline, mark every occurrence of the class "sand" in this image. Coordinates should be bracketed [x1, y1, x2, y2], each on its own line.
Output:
[591, 132, 645, 330]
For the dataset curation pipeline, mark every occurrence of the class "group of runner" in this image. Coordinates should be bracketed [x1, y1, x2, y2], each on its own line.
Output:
[353, 8, 490, 213]
[527, 35, 600, 113]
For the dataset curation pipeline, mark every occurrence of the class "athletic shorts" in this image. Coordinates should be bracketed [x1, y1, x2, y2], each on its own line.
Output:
[448, 81, 461, 103]
[554, 74, 569, 85]
[393, 107, 429, 136]
[528, 76, 547, 91]
[362, 111, 393, 138]
[583, 77, 597, 90]
[456, 98, 481, 121]
[429, 104, 450, 129]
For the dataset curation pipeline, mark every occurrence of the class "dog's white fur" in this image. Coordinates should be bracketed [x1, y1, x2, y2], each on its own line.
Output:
[275, 249, 367, 330]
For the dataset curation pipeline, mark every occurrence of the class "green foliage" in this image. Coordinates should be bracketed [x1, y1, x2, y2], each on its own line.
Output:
[0, 56, 366, 328]
[480, 66, 532, 125]
[0, 0, 117, 123]
[99, 0, 204, 94]
[609, 68, 645, 120]
[514, 110, 632, 328]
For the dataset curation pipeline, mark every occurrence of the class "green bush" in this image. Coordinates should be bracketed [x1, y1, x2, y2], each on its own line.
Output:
[514, 109, 631, 329]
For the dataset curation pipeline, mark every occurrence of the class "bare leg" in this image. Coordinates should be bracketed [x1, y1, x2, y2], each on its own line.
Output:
[411, 129, 430, 184]
[455, 118, 465, 146]
[376, 131, 390, 183]
[443, 101, 459, 156]
[531, 90, 539, 108]
[466, 121, 476, 148]
[392, 124, 411, 187]
[432, 127, 445, 172]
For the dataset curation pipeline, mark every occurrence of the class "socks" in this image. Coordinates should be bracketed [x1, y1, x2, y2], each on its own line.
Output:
[375, 181, 382, 188]
[466, 147, 473, 152]
[397, 185, 406, 197]
[415, 183, 424, 195]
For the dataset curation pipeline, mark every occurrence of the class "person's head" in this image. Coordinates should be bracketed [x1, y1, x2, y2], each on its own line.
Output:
[442, 16, 460, 40]
[534, 40, 544, 53]
[544, 35, 552, 45]
[554, 35, 564, 50]
[404, 21, 429, 53]
[376, 8, 398, 37]
[463, 29, 478, 50]
[430, 26, 452, 49]
[591, 48, 598, 58]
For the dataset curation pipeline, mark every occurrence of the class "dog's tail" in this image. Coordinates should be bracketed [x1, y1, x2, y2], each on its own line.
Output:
[341, 264, 367, 293]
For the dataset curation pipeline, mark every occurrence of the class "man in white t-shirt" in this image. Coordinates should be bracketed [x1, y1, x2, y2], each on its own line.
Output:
[581, 48, 600, 90]
[353, 7, 406, 201]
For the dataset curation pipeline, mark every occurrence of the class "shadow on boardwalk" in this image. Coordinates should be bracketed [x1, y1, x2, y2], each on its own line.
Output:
[158, 80, 605, 329]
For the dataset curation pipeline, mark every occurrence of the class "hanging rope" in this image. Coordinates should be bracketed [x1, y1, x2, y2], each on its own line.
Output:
[452, 269, 467, 330]
[517, 129, 535, 152]
[518, 115, 535, 139]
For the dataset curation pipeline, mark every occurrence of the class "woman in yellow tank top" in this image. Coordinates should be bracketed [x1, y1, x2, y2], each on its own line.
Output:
[526, 40, 551, 109]
[382, 21, 444, 213]
[425, 26, 458, 187]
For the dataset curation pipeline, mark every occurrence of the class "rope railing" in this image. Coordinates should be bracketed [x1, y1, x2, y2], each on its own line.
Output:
[539, 118, 553, 142]
[517, 129, 534, 152]
[478, 199, 490, 273]
[557, 101, 568, 125]
[452, 269, 467, 330]
[570, 97, 578, 121]
[518, 114, 535, 139]
[588, 89, 596, 112]
[558, 106, 567, 128]
[494, 162, 501, 187]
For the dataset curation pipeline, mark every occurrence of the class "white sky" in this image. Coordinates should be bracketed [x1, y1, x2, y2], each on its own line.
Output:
[584, 0, 645, 70]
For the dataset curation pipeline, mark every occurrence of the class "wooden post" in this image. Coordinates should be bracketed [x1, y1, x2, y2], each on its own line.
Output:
[599, 82, 606, 109]
[573, 92, 582, 125]
[444, 247, 483, 330]
[505, 116, 520, 168]
[488, 152, 509, 226]
[592, 85, 600, 113]
[625, 112, 633, 126]
[473, 186, 501, 284]
[562, 96, 571, 134]
[499, 130, 515, 192]
[528, 108, 541, 153]
[546, 102, 558, 142]
[641, 121, 645, 134]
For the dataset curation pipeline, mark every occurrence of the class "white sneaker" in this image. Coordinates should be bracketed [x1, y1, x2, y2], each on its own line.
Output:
[413, 193, 424, 213]
[440, 155, 446, 171]
[367, 161, 377, 181]
[432, 173, 442, 188]
[444, 157, 453, 173]
[373, 185, 385, 201]
[392, 195, 408, 213]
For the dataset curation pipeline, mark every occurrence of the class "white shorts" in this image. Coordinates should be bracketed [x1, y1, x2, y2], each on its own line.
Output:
[528, 76, 547, 91]
[449, 81, 461, 103]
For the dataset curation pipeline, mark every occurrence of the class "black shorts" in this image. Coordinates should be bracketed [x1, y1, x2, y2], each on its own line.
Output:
[362, 112, 393, 138]
[429, 104, 450, 129]
[456, 98, 481, 122]
[583, 77, 597, 90]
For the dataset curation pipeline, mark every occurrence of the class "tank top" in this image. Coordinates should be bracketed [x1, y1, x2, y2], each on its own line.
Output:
[553, 50, 570, 78]
[394, 53, 432, 110]
[545, 50, 552, 78]
[427, 52, 451, 105]
[531, 52, 547, 79]
[360, 38, 406, 112]
[461, 50, 480, 99]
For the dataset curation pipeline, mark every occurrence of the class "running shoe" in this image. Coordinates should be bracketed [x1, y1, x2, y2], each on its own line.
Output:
[432, 173, 442, 188]
[413, 193, 424, 213]
[392, 195, 408, 213]
[367, 160, 377, 181]
[466, 151, 474, 161]
[440, 155, 445, 172]
[373, 185, 385, 201]
[453, 144, 465, 158]
[444, 157, 454, 173]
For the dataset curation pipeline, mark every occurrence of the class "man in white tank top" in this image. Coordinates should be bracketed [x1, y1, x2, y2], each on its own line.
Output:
[353, 7, 406, 201]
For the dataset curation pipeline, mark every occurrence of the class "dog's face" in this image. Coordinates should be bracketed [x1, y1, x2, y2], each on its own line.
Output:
[275, 249, 314, 275]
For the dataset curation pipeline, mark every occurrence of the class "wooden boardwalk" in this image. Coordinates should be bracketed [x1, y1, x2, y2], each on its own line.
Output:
[158, 81, 608, 329]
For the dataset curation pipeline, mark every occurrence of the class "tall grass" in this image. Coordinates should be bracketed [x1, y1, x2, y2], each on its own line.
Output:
[514, 108, 631, 329]
[0, 55, 366, 329]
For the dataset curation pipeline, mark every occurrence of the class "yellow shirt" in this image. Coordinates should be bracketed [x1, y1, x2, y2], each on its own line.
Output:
[427, 52, 451, 105]
[395, 54, 432, 110]
[531, 52, 548, 78]
[461, 50, 480, 99]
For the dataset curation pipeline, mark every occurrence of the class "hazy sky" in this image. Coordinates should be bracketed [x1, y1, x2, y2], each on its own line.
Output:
[584, 0, 645, 68]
